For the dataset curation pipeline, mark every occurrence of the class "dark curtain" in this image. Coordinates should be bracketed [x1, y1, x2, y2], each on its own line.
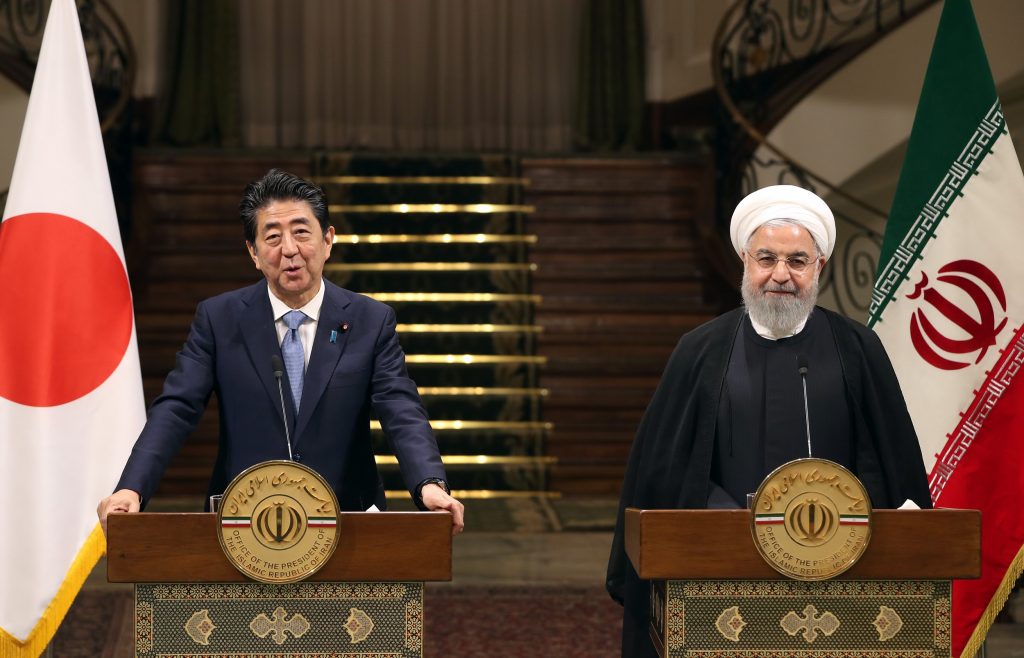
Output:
[574, 0, 646, 151]
[153, 0, 241, 146]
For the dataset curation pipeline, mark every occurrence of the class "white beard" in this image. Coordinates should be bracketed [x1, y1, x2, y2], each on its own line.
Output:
[741, 268, 819, 337]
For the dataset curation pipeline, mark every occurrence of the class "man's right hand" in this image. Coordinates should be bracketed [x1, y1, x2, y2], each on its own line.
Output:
[97, 489, 141, 534]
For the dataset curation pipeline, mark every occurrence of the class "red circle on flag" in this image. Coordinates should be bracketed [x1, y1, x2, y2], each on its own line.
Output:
[0, 213, 133, 406]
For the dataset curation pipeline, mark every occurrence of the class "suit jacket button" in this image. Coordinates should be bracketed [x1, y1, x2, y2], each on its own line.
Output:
[294, 453, 302, 463]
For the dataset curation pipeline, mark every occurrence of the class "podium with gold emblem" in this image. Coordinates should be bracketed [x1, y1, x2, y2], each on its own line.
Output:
[626, 459, 981, 657]
[107, 462, 450, 657]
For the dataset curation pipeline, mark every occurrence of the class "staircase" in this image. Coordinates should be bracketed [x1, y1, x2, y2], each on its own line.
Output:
[311, 153, 552, 498]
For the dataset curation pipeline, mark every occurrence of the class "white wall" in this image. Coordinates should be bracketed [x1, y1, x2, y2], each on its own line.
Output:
[106, 0, 163, 98]
[643, 0, 722, 102]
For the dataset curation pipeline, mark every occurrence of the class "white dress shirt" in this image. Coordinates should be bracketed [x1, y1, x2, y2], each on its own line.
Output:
[267, 279, 326, 369]
[748, 313, 809, 341]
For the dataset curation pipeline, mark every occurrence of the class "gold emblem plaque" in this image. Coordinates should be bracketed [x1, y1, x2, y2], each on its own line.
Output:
[217, 461, 339, 584]
[750, 458, 872, 581]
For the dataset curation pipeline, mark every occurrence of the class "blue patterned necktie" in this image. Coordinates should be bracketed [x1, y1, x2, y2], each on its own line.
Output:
[281, 310, 307, 413]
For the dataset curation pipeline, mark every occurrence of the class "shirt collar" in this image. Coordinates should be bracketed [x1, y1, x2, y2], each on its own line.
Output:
[747, 312, 810, 340]
[267, 280, 326, 322]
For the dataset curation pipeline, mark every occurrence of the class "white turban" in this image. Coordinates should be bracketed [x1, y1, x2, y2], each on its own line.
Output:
[729, 185, 836, 260]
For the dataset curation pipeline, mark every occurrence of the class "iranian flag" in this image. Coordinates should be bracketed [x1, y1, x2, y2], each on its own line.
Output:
[869, 1, 1024, 656]
[0, 0, 144, 656]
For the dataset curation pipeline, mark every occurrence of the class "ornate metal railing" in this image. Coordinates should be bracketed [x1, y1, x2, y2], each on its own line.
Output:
[712, 0, 937, 317]
[0, 0, 134, 130]
[0, 0, 135, 217]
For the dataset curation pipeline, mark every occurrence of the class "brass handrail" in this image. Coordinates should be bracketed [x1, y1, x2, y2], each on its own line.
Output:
[313, 175, 530, 186]
[325, 262, 537, 272]
[366, 292, 542, 303]
[375, 455, 557, 466]
[371, 420, 553, 431]
[405, 354, 547, 365]
[397, 324, 543, 333]
[386, 490, 562, 499]
[417, 387, 549, 397]
[334, 233, 537, 244]
[329, 203, 534, 214]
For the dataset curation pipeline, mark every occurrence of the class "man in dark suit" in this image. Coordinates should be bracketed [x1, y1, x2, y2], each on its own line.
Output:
[98, 169, 464, 533]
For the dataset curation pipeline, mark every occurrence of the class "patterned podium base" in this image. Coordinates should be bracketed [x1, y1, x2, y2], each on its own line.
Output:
[651, 580, 952, 658]
[134, 582, 423, 657]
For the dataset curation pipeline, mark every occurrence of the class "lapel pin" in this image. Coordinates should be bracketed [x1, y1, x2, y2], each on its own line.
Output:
[329, 323, 349, 344]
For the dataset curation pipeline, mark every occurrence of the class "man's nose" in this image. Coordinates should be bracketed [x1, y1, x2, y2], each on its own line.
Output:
[280, 233, 299, 255]
[771, 260, 791, 282]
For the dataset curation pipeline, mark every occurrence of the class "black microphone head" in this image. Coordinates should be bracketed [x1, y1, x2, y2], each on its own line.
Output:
[271, 355, 284, 377]
[797, 354, 809, 376]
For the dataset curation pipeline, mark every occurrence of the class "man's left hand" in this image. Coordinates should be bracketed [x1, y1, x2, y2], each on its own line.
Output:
[420, 483, 465, 535]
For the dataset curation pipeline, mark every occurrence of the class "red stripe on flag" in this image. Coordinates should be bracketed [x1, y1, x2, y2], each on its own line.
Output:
[931, 326, 1024, 657]
[930, 326, 1024, 500]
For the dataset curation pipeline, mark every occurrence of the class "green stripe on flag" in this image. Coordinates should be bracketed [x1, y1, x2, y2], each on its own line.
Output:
[871, 0, 1000, 326]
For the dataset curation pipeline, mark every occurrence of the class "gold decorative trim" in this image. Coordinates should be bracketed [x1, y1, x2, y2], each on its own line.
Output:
[715, 606, 746, 642]
[150, 582, 407, 601]
[343, 607, 374, 644]
[399, 324, 543, 333]
[367, 292, 542, 303]
[387, 489, 561, 499]
[184, 609, 216, 645]
[404, 599, 424, 650]
[335, 233, 537, 244]
[418, 386, 549, 397]
[136, 600, 154, 654]
[873, 605, 903, 641]
[960, 542, 1024, 658]
[329, 203, 534, 214]
[405, 354, 547, 365]
[780, 604, 840, 644]
[249, 606, 310, 645]
[371, 420, 553, 431]
[326, 262, 536, 272]
[683, 580, 936, 598]
[667, 598, 686, 649]
[375, 455, 557, 466]
[313, 175, 529, 186]
[934, 597, 951, 650]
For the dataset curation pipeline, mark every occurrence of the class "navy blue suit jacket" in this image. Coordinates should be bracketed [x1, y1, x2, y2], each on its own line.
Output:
[117, 279, 445, 510]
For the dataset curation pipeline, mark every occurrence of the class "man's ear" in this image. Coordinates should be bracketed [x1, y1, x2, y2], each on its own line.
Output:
[324, 225, 335, 256]
[246, 241, 261, 270]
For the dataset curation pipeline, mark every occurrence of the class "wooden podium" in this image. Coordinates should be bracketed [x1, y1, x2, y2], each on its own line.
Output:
[108, 512, 451, 657]
[625, 508, 980, 657]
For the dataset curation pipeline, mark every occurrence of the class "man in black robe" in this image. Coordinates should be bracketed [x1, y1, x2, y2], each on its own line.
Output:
[606, 185, 932, 657]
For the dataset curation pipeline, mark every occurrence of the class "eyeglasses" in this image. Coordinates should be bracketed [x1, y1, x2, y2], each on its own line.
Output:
[749, 253, 816, 273]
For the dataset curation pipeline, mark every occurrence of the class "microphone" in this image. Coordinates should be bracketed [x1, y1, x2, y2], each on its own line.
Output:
[797, 355, 812, 458]
[270, 355, 294, 461]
